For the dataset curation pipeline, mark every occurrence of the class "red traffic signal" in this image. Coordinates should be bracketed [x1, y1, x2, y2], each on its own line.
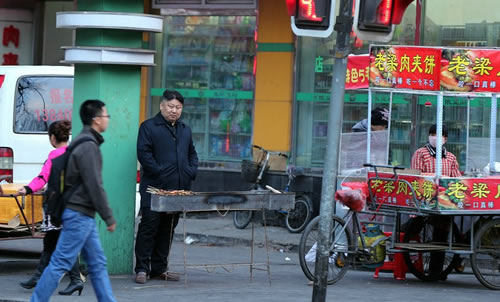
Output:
[297, 0, 325, 22]
[287, 0, 336, 37]
[354, 0, 414, 42]
[358, 0, 413, 32]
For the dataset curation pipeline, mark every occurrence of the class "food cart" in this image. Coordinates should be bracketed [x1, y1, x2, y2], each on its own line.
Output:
[364, 45, 500, 289]
[302, 45, 500, 289]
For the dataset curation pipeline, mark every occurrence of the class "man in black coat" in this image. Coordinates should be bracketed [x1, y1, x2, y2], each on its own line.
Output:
[134, 90, 198, 284]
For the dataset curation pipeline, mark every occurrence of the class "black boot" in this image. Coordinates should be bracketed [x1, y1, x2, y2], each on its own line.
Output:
[20, 249, 51, 289]
[58, 262, 84, 296]
[20, 270, 41, 289]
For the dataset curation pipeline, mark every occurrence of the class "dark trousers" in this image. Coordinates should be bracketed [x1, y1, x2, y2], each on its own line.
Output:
[135, 207, 179, 276]
[36, 230, 81, 281]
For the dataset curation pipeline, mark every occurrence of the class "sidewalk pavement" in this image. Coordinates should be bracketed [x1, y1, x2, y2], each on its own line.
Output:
[1, 216, 497, 302]
[174, 215, 303, 252]
[0, 215, 304, 302]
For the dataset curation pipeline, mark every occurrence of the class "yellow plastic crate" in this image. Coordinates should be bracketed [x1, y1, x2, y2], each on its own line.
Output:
[0, 183, 43, 225]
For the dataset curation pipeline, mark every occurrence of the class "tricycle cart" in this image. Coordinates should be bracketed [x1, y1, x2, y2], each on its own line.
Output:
[300, 44, 500, 290]
[299, 164, 500, 290]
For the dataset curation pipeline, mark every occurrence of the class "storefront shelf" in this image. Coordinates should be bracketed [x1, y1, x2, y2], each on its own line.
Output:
[213, 51, 254, 56]
[168, 48, 209, 51]
[209, 132, 251, 136]
[167, 78, 208, 83]
[167, 63, 210, 66]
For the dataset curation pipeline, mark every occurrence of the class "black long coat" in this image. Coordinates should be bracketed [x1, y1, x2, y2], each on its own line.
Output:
[137, 113, 198, 208]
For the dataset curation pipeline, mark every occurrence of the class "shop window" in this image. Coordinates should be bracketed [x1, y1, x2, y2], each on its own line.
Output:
[162, 15, 256, 161]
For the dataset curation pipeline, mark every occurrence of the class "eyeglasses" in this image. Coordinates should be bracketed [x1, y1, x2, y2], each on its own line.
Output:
[95, 115, 111, 119]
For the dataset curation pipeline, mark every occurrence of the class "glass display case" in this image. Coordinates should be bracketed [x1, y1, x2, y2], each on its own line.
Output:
[163, 15, 256, 161]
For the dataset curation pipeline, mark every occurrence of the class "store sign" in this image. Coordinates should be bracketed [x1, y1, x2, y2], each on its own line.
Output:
[438, 178, 500, 211]
[346, 54, 370, 90]
[369, 46, 442, 91]
[367, 172, 438, 209]
[0, 20, 33, 65]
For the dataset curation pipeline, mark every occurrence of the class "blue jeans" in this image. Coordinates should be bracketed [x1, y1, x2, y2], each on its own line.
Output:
[31, 209, 116, 302]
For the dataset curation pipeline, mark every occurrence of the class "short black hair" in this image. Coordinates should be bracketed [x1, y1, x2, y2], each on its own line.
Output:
[371, 107, 389, 127]
[429, 124, 448, 137]
[80, 99, 106, 126]
[162, 89, 184, 104]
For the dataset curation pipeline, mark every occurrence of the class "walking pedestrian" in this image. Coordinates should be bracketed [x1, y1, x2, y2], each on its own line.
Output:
[31, 99, 116, 302]
[18, 120, 85, 295]
[134, 89, 198, 284]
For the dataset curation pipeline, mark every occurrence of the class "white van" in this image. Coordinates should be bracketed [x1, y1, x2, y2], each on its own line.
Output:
[0, 66, 74, 184]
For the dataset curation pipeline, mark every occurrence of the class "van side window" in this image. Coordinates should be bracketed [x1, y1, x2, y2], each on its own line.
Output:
[14, 76, 74, 133]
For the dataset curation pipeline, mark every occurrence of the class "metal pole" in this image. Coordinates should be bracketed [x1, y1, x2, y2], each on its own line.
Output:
[386, 91, 393, 164]
[312, 0, 353, 301]
[490, 94, 497, 173]
[366, 89, 373, 164]
[466, 97, 470, 172]
[436, 92, 443, 177]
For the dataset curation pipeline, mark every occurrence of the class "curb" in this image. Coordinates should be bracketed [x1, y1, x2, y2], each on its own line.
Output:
[173, 232, 299, 253]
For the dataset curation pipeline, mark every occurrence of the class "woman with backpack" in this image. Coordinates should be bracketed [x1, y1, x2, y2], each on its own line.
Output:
[18, 120, 84, 296]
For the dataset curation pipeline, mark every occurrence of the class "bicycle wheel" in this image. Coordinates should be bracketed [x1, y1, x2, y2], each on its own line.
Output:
[285, 195, 313, 233]
[402, 216, 460, 282]
[299, 215, 353, 284]
[233, 211, 253, 229]
[470, 218, 500, 290]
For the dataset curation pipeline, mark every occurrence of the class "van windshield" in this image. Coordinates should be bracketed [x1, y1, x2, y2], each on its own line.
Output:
[14, 76, 74, 133]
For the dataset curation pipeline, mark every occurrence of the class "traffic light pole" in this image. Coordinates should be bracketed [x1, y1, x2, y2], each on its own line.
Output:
[312, 0, 353, 301]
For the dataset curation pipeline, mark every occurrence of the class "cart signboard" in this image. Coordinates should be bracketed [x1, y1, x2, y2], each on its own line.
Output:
[437, 177, 500, 211]
[369, 46, 442, 91]
[367, 172, 438, 209]
[369, 45, 500, 94]
[441, 49, 500, 93]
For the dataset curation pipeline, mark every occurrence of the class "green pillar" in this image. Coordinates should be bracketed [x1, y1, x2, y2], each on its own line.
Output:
[72, 0, 144, 274]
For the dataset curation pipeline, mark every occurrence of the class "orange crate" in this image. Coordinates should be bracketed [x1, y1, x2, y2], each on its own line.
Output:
[0, 183, 43, 225]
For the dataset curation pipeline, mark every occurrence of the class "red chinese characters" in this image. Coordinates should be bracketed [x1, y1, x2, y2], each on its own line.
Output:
[2, 52, 18, 65]
[3, 25, 19, 47]
[1, 25, 20, 65]
[369, 46, 442, 91]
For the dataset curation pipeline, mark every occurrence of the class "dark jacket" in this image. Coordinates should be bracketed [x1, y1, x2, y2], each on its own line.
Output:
[137, 113, 198, 208]
[65, 126, 115, 226]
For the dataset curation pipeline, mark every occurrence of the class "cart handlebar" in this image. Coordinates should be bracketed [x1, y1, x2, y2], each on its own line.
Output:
[363, 163, 404, 170]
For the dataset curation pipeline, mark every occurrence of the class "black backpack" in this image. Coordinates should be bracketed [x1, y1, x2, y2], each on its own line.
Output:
[43, 137, 94, 228]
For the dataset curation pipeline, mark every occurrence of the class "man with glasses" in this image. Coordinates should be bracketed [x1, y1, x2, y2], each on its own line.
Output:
[134, 89, 198, 284]
[31, 99, 116, 301]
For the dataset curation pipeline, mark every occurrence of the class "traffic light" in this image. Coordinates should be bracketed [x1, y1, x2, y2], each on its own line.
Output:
[287, 0, 336, 38]
[353, 0, 415, 42]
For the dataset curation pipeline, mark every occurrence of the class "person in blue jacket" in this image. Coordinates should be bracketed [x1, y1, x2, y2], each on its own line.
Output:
[134, 89, 198, 284]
